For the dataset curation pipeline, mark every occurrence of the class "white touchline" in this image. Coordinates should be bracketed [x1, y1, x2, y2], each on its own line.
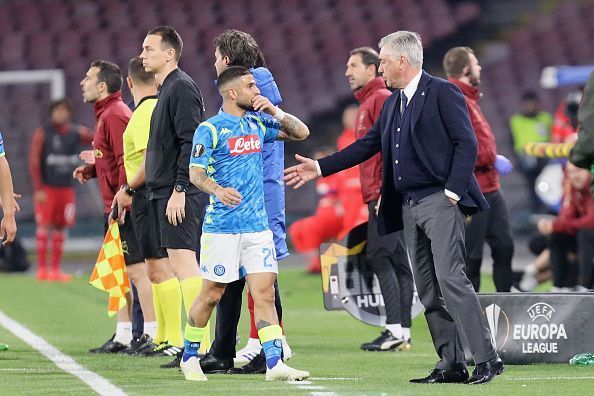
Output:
[507, 376, 594, 381]
[0, 309, 127, 396]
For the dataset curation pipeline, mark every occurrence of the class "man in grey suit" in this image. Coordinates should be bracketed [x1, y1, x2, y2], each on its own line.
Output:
[285, 31, 504, 385]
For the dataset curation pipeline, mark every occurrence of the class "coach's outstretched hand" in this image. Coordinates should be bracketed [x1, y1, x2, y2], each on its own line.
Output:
[284, 154, 320, 189]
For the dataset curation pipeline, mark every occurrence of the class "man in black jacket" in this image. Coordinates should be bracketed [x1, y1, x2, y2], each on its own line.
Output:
[139, 25, 210, 367]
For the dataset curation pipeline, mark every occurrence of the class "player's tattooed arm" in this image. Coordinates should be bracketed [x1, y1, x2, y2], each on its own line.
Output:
[189, 166, 242, 207]
[276, 113, 310, 142]
[251, 95, 309, 141]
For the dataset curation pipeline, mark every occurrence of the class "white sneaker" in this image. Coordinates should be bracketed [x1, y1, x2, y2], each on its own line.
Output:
[282, 336, 292, 361]
[265, 361, 310, 381]
[180, 356, 207, 381]
[234, 337, 262, 365]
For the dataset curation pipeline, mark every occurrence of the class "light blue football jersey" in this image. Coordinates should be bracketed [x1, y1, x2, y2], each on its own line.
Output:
[0, 131, 5, 157]
[189, 110, 280, 233]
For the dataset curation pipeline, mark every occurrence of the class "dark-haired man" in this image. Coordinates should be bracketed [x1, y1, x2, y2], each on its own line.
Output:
[346, 47, 414, 351]
[201, 29, 291, 375]
[443, 47, 514, 292]
[139, 26, 210, 366]
[29, 100, 93, 282]
[110, 56, 163, 355]
[74, 60, 142, 353]
[181, 66, 310, 382]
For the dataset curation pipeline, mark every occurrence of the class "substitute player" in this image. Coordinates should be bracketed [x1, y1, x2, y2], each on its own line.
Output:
[29, 100, 93, 282]
[180, 67, 309, 382]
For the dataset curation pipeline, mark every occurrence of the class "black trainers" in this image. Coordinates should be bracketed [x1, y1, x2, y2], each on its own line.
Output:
[227, 350, 266, 374]
[139, 341, 183, 357]
[360, 330, 411, 351]
[160, 348, 184, 369]
[119, 334, 153, 355]
[89, 334, 128, 354]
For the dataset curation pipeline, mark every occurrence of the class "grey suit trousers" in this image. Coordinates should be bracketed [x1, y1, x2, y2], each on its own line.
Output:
[401, 191, 496, 369]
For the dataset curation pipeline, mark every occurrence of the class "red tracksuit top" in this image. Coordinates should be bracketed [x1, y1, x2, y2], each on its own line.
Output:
[353, 77, 392, 203]
[449, 78, 500, 194]
[84, 91, 131, 213]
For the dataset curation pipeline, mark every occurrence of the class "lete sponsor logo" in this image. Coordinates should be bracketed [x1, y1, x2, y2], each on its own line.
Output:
[228, 135, 261, 156]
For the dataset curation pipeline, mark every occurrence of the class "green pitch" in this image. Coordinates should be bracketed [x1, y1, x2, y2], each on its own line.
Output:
[0, 268, 592, 395]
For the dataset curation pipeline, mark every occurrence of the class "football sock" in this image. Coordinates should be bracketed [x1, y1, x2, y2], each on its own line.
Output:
[36, 229, 48, 272]
[402, 327, 411, 340]
[182, 324, 206, 362]
[151, 283, 166, 344]
[248, 292, 258, 339]
[258, 324, 283, 370]
[113, 321, 132, 345]
[156, 278, 183, 347]
[50, 230, 65, 273]
[385, 323, 403, 339]
[144, 321, 157, 340]
[180, 276, 210, 353]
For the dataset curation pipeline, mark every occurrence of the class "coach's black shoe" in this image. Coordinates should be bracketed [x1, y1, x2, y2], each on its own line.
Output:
[410, 367, 469, 384]
[199, 353, 233, 374]
[360, 330, 410, 351]
[464, 357, 505, 385]
[119, 334, 153, 355]
[227, 350, 266, 374]
[89, 334, 128, 354]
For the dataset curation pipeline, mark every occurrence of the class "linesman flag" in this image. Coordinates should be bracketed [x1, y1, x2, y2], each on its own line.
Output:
[89, 218, 130, 316]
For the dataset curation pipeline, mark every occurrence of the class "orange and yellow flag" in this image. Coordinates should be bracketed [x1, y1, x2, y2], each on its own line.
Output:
[89, 218, 130, 316]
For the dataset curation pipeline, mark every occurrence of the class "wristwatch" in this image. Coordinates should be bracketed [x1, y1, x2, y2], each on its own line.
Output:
[174, 184, 187, 193]
[123, 184, 135, 196]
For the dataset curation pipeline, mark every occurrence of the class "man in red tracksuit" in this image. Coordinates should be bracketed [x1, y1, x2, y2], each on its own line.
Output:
[29, 99, 93, 282]
[537, 163, 594, 291]
[73, 60, 143, 353]
[444, 47, 515, 292]
[346, 47, 414, 351]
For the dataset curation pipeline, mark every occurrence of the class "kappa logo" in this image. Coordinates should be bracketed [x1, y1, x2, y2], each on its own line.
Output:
[214, 265, 226, 276]
[200, 265, 209, 273]
[220, 127, 232, 135]
[485, 303, 510, 350]
[228, 135, 261, 156]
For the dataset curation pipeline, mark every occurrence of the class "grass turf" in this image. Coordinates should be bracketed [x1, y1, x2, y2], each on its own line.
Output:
[0, 268, 592, 395]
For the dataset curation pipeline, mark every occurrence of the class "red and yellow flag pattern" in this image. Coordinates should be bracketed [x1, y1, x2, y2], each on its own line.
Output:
[89, 219, 130, 316]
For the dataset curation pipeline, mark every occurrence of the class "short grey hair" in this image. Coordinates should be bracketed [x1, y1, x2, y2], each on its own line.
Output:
[378, 31, 423, 68]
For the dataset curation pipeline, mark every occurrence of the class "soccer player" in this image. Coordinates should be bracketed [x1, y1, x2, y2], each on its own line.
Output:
[138, 26, 210, 365]
[0, 131, 17, 247]
[180, 66, 310, 382]
[202, 29, 291, 374]
[29, 100, 93, 282]
[74, 60, 144, 353]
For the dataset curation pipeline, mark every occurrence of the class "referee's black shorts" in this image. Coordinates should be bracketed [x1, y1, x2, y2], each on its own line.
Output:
[103, 212, 144, 265]
[149, 191, 208, 254]
[131, 187, 167, 260]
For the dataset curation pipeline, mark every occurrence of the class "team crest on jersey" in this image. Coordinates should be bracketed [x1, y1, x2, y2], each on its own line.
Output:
[192, 143, 205, 158]
[94, 149, 103, 158]
[214, 265, 226, 276]
[228, 135, 261, 156]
